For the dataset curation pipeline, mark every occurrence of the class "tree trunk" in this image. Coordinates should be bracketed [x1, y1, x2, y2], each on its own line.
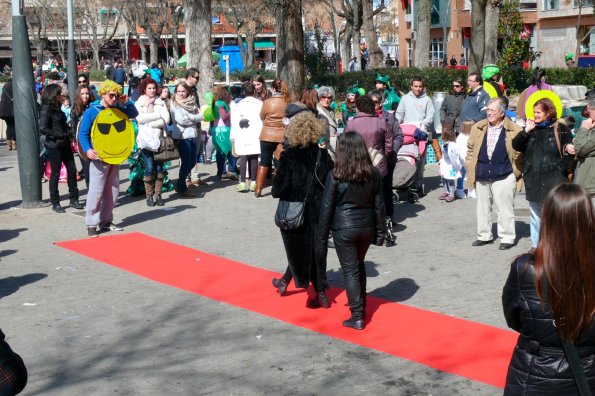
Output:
[483, 0, 500, 65]
[353, 0, 361, 68]
[246, 34, 255, 69]
[183, 0, 214, 102]
[341, 24, 353, 70]
[275, 0, 304, 100]
[469, 0, 487, 74]
[238, 33, 248, 66]
[141, 43, 148, 63]
[93, 46, 101, 69]
[329, 3, 340, 71]
[150, 38, 159, 65]
[574, 2, 584, 64]
[414, 0, 431, 68]
[362, 0, 383, 68]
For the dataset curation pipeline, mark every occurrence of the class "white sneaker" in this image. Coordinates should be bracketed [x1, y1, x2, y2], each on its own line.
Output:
[468, 189, 476, 199]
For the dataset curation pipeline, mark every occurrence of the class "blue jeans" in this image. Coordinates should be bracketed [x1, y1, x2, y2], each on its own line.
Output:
[528, 201, 543, 248]
[177, 138, 197, 192]
[216, 151, 237, 175]
[141, 149, 163, 177]
[442, 178, 456, 195]
[456, 167, 467, 190]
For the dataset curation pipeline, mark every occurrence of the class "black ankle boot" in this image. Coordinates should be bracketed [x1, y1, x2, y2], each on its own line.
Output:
[146, 195, 155, 207]
[342, 317, 365, 330]
[271, 278, 288, 296]
[154, 195, 164, 206]
[52, 204, 65, 213]
[306, 291, 330, 309]
[70, 200, 84, 210]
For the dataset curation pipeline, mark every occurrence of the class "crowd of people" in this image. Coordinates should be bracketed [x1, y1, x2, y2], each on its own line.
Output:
[1, 59, 595, 394]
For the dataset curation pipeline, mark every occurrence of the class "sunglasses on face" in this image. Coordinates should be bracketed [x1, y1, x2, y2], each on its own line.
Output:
[96, 119, 126, 135]
[107, 93, 120, 99]
[453, 84, 462, 88]
[321, 96, 332, 99]
[78, 80, 87, 84]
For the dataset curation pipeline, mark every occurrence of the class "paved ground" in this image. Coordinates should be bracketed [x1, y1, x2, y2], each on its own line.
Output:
[0, 144, 531, 395]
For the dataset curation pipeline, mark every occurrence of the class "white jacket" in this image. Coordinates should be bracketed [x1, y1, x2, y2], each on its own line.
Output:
[440, 141, 464, 180]
[230, 96, 263, 155]
[170, 102, 203, 140]
[135, 96, 170, 151]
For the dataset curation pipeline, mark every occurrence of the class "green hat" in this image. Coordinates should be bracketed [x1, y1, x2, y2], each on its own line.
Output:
[347, 84, 360, 95]
[565, 53, 574, 61]
[482, 64, 500, 80]
[375, 73, 390, 86]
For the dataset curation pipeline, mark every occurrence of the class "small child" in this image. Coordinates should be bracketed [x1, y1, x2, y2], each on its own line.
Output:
[456, 119, 475, 198]
[439, 124, 463, 202]
[61, 95, 71, 124]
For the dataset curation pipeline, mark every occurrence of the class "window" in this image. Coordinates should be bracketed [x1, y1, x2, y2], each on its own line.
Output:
[407, 40, 414, 67]
[431, 0, 441, 25]
[574, 0, 593, 5]
[543, 0, 558, 9]
[463, 0, 471, 10]
[429, 37, 444, 67]
[519, 0, 537, 9]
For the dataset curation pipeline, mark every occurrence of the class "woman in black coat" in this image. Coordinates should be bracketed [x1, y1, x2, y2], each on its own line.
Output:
[441, 76, 466, 132]
[0, 79, 16, 150]
[271, 112, 334, 308]
[512, 98, 573, 251]
[39, 84, 83, 213]
[502, 183, 595, 395]
[319, 132, 386, 330]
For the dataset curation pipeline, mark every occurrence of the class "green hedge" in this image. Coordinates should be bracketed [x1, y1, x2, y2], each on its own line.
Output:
[85, 67, 276, 84]
[312, 67, 595, 98]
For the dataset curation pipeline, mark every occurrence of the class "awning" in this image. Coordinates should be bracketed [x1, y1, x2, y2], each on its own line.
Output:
[255, 41, 275, 50]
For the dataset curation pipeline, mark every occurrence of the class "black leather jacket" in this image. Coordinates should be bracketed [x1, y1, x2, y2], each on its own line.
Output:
[512, 122, 573, 203]
[318, 171, 386, 247]
[502, 255, 595, 394]
[39, 103, 70, 149]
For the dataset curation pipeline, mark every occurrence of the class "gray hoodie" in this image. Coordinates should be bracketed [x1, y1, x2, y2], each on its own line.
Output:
[395, 90, 434, 132]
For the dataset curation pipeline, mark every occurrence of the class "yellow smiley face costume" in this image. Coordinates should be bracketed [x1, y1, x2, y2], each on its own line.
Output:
[90, 108, 135, 164]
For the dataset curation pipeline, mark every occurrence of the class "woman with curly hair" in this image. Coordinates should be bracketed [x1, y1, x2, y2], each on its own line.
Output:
[39, 83, 84, 213]
[271, 111, 334, 308]
[319, 132, 386, 330]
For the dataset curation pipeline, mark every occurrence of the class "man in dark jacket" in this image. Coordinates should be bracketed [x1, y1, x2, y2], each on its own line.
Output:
[112, 63, 127, 88]
[465, 98, 523, 250]
[457, 73, 489, 132]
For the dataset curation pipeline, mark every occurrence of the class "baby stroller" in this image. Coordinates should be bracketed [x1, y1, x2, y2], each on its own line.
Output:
[393, 123, 428, 203]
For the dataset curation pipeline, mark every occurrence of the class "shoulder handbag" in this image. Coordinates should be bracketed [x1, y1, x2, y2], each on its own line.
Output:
[552, 122, 577, 182]
[541, 272, 593, 396]
[275, 149, 321, 231]
[153, 134, 180, 162]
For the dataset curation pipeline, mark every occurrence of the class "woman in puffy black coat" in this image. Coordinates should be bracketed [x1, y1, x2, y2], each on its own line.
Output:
[502, 183, 595, 395]
[441, 76, 466, 132]
[512, 98, 573, 252]
[39, 84, 83, 213]
[319, 132, 386, 330]
[271, 112, 334, 309]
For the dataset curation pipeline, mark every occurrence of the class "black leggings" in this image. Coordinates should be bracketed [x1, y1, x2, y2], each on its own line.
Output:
[46, 145, 78, 205]
[259, 140, 280, 168]
[239, 154, 258, 182]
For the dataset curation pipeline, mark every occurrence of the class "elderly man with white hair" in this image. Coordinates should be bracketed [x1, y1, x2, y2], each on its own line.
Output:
[465, 97, 524, 250]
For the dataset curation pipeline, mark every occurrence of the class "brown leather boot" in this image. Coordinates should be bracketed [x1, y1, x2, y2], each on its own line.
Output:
[431, 139, 442, 161]
[154, 173, 164, 206]
[143, 176, 155, 207]
[7, 139, 14, 151]
[254, 166, 269, 197]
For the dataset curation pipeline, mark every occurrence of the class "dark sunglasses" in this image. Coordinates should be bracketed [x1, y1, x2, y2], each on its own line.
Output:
[453, 84, 462, 87]
[107, 93, 120, 99]
[78, 79, 87, 84]
[97, 119, 127, 135]
[320, 96, 332, 99]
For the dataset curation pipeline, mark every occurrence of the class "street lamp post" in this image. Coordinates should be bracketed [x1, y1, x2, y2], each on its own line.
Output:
[12, 0, 44, 207]
[67, 0, 77, 100]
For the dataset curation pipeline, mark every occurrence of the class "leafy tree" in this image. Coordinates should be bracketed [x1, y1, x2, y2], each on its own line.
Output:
[304, 21, 333, 77]
[497, 0, 540, 69]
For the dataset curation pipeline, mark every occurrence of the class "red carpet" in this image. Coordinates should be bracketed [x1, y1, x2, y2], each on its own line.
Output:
[56, 232, 517, 388]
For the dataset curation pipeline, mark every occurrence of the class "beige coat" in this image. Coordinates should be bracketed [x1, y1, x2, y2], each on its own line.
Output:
[259, 96, 287, 143]
[465, 117, 524, 189]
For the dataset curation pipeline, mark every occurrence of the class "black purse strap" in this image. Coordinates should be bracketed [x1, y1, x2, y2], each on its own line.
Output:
[303, 148, 321, 203]
[541, 272, 593, 396]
